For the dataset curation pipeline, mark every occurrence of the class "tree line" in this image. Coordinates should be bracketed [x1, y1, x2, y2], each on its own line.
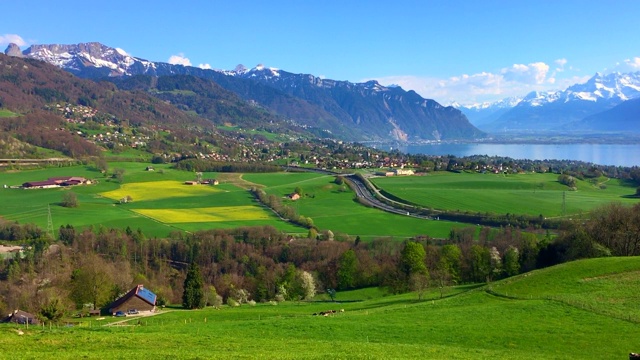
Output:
[1, 201, 639, 320]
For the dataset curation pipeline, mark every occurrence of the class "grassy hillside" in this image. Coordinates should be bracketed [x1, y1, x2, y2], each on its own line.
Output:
[489, 256, 640, 322]
[2, 258, 639, 359]
[371, 171, 638, 217]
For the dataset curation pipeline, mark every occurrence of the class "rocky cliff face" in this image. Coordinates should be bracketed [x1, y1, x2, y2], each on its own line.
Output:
[4, 43, 23, 57]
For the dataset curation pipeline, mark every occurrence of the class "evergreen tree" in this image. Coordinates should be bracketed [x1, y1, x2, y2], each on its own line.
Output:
[182, 262, 205, 309]
[337, 249, 358, 290]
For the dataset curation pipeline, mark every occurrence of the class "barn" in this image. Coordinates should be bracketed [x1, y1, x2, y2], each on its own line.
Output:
[107, 285, 157, 315]
[2, 310, 39, 325]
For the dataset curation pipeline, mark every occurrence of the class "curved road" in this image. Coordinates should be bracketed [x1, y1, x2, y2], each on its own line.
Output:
[287, 166, 432, 220]
[343, 174, 432, 220]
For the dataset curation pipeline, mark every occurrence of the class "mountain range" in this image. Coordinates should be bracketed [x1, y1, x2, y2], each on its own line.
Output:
[458, 72, 640, 133]
[5, 42, 484, 142]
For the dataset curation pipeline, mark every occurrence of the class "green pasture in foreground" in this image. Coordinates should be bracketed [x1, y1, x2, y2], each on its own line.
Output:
[2, 257, 639, 359]
[371, 171, 639, 217]
[0, 164, 303, 237]
[490, 256, 640, 321]
[243, 172, 466, 239]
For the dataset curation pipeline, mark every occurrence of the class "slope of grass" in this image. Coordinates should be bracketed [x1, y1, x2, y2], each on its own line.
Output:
[489, 256, 640, 321]
[0, 109, 19, 117]
[3, 258, 640, 359]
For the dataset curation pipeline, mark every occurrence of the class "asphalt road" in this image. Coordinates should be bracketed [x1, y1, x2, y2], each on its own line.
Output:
[344, 174, 432, 220]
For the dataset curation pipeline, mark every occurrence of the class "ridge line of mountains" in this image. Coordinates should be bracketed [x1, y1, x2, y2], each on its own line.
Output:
[4, 41, 640, 139]
[4, 42, 483, 142]
[455, 71, 640, 133]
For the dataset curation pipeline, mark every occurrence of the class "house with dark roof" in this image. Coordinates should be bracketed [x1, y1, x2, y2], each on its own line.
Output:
[107, 285, 157, 315]
[22, 176, 89, 189]
[2, 310, 39, 325]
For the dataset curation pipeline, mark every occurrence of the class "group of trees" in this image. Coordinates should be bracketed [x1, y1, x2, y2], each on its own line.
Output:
[250, 187, 315, 229]
[1, 200, 639, 319]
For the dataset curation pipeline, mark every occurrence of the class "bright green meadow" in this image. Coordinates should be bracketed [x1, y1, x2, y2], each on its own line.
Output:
[0, 164, 301, 237]
[243, 172, 464, 239]
[371, 171, 639, 218]
[2, 257, 639, 359]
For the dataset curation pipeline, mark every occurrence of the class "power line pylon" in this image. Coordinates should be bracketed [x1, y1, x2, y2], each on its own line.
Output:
[47, 204, 54, 239]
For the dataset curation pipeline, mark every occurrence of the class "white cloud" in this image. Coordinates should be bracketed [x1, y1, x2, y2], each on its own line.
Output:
[198, 63, 212, 70]
[368, 61, 595, 106]
[0, 34, 27, 47]
[168, 53, 192, 66]
[501, 62, 550, 84]
[555, 58, 568, 72]
[624, 57, 640, 69]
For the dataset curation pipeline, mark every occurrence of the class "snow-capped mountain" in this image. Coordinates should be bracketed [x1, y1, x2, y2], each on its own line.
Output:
[483, 72, 640, 132]
[455, 97, 522, 127]
[6, 42, 484, 141]
[22, 42, 157, 77]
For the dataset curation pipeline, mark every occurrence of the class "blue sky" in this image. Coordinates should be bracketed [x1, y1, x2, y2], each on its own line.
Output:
[2, 0, 640, 105]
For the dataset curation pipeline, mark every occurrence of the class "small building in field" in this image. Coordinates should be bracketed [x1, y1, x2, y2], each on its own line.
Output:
[393, 168, 415, 176]
[288, 193, 301, 201]
[107, 284, 157, 315]
[22, 176, 89, 189]
[2, 310, 39, 325]
[184, 181, 198, 185]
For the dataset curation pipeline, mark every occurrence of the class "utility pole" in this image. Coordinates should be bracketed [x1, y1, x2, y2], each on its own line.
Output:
[47, 204, 54, 239]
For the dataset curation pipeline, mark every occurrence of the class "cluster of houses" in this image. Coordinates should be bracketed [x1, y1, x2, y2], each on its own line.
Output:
[54, 103, 98, 121]
[22, 176, 91, 189]
[1, 284, 158, 325]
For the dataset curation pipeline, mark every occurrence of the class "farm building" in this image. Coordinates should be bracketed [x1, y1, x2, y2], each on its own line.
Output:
[184, 181, 198, 185]
[2, 310, 39, 325]
[288, 193, 301, 201]
[392, 168, 414, 176]
[22, 176, 90, 189]
[107, 285, 157, 315]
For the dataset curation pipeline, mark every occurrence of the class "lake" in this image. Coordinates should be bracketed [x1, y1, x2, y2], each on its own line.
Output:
[393, 143, 640, 167]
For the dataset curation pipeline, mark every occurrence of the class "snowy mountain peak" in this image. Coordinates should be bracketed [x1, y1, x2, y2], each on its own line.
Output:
[15, 42, 155, 77]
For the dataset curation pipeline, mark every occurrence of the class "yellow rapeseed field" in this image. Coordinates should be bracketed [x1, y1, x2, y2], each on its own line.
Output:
[101, 181, 220, 202]
[133, 206, 271, 223]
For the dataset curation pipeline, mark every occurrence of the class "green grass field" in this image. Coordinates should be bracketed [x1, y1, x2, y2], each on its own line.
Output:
[2, 257, 639, 359]
[0, 164, 303, 237]
[371, 171, 639, 217]
[243, 172, 466, 239]
[2, 166, 635, 240]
